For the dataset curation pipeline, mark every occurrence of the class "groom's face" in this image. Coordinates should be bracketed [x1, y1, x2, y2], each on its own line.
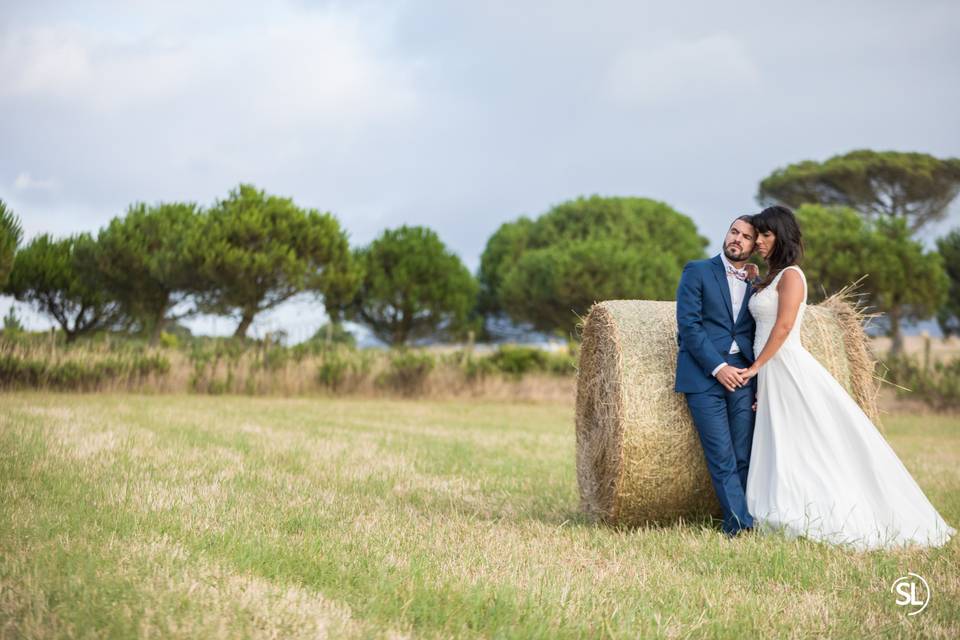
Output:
[723, 219, 756, 262]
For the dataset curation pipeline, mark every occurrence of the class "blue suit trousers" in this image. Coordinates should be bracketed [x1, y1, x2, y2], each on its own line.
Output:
[685, 351, 755, 535]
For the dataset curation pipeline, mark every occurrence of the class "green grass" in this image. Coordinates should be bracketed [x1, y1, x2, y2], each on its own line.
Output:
[1, 393, 958, 639]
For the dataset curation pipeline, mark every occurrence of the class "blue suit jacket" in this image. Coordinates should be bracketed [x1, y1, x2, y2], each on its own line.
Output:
[674, 255, 756, 393]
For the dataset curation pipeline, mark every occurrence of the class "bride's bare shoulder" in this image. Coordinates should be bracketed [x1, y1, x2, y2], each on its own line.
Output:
[776, 267, 806, 297]
[778, 268, 804, 282]
[778, 265, 806, 281]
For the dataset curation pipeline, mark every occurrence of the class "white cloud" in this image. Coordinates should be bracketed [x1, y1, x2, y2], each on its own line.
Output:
[606, 34, 761, 107]
[242, 18, 419, 126]
[13, 172, 58, 191]
[0, 28, 92, 96]
[0, 8, 418, 126]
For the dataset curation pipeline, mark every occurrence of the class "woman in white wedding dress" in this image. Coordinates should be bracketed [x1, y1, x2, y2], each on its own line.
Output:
[739, 205, 955, 551]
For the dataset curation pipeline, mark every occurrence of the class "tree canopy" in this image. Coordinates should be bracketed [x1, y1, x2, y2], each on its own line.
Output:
[477, 216, 534, 316]
[93, 202, 205, 344]
[479, 195, 707, 335]
[197, 185, 357, 338]
[936, 229, 960, 338]
[758, 149, 960, 233]
[796, 204, 948, 353]
[0, 199, 22, 289]
[5, 233, 120, 342]
[347, 225, 478, 345]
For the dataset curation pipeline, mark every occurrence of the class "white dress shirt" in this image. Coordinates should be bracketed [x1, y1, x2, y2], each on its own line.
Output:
[712, 253, 748, 377]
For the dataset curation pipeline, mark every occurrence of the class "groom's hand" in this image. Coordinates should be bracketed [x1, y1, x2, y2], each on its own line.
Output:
[715, 365, 745, 392]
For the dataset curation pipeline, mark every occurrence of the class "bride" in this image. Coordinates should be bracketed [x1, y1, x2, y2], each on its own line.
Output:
[738, 205, 954, 550]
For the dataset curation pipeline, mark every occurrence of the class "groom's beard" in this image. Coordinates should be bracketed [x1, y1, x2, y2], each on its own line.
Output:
[724, 245, 749, 262]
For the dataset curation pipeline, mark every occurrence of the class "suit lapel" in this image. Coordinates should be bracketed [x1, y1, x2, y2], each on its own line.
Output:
[735, 282, 753, 326]
[710, 255, 734, 323]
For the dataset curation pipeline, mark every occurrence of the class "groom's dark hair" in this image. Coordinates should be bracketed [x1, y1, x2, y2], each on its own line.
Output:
[732, 214, 755, 228]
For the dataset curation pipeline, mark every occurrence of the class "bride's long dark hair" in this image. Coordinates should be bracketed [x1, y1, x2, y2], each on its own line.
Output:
[751, 205, 804, 290]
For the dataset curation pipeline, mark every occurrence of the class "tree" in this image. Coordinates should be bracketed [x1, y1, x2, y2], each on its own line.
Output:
[93, 202, 205, 345]
[347, 225, 478, 345]
[2, 306, 24, 336]
[758, 150, 960, 234]
[479, 196, 707, 335]
[0, 199, 23, 288]
[306, 321, 356, 348]
[936, 229, 960, 338]
[796, 204, 948, 354]
[477, 216, 534, 315]
[5, 233, 120, 342]
[198, 185, 357, 338]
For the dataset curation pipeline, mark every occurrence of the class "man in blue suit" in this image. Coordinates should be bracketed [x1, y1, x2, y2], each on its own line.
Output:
[675, 215, 757, 537]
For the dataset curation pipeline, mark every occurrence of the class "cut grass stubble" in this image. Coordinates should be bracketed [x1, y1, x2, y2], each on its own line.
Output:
[0, 393, 957, 639]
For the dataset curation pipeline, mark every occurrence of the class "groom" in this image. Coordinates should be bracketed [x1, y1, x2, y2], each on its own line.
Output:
[675, 216, 757, 537]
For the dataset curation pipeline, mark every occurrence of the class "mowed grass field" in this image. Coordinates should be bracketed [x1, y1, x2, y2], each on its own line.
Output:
[1, 393, 958, 639]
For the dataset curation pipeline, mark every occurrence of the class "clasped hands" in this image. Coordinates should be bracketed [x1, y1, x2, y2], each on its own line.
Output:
[715, 364, 758, 392]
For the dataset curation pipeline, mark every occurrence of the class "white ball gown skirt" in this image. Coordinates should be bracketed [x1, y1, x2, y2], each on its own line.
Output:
[745, 340, 955, 551]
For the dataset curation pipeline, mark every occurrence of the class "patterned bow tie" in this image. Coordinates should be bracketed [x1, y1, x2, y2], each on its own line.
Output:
[726, 265, 748, 281]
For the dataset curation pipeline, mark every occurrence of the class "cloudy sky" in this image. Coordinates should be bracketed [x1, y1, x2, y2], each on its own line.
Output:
[2, 0, 959, 340]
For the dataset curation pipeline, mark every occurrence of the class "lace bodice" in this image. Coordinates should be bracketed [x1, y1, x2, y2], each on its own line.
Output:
[748, 265, 807, 355]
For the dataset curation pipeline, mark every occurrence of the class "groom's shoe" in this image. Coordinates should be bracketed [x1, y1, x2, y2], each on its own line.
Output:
[723, 526, 754, 539]
[722, 513, 754, 538]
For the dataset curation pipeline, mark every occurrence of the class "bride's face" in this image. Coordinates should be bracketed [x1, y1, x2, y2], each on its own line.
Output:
[755, 230, 776, 259]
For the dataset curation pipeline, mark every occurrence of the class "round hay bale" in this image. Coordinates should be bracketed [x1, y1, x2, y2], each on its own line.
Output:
[807, 295, 883, 426]
[575, 296, 881, 527]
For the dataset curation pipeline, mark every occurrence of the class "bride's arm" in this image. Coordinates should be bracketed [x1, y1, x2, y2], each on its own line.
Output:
[741, 270, 804, 378]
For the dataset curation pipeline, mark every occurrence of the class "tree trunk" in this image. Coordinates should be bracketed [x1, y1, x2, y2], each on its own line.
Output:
[148, 315, 166, 347]
[888, 308, 904, 356]
[234, 310, 256, 338]
[148, 295, 171, 347]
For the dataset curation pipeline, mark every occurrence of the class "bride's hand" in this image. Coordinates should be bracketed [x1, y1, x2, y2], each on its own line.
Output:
[739, 366, 759, 381]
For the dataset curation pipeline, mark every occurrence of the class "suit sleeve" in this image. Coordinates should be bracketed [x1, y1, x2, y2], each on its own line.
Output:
[676, 263, 727, 377]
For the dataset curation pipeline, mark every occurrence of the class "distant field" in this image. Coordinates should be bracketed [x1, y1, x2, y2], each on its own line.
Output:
[870, 335, 960, 362]
[1, 393, 958, 638]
